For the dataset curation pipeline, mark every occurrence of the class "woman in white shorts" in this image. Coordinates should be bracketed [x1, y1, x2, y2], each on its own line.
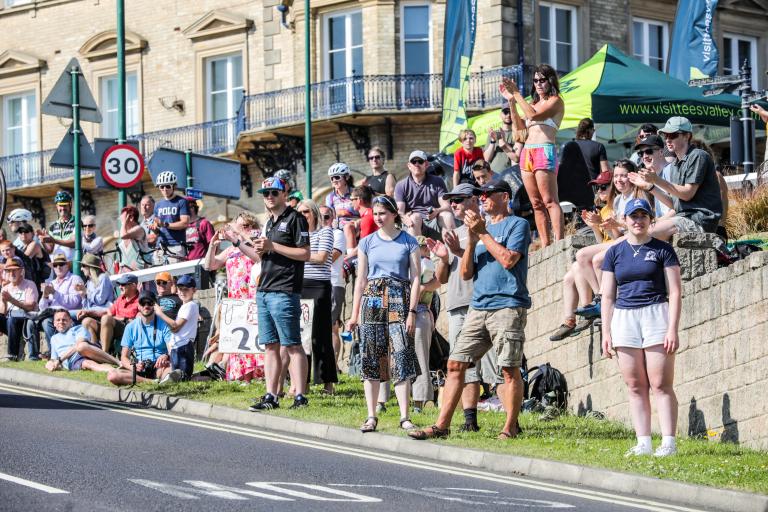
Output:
[600, 198, 682, 457]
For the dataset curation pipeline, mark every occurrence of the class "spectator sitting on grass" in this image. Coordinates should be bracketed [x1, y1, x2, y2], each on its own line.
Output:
[107, 291, 179, 386]
[153, 275, 199, 381]
[46, 309, 120, 373]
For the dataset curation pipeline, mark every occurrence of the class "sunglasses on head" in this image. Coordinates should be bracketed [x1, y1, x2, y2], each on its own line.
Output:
[636, 148, 656, 157]
[261, 190, 280, 197]
[367, 155, 382, 161]
[533, 77, 548, 84]
[664, 132, 682, 140]
[597, 184, 610, 191]
[155, 280, 169, 285]
[410, 158, 425, 165]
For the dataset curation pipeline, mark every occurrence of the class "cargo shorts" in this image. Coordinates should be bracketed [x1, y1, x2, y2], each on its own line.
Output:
[449, 306, 526, 371]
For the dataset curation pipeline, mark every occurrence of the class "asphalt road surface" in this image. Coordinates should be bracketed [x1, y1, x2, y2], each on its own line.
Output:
[0, 383, 708, 512]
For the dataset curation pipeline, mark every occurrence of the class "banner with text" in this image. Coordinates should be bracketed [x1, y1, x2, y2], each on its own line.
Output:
[668, 0, 719, 82]
[438, 0, 477, 152]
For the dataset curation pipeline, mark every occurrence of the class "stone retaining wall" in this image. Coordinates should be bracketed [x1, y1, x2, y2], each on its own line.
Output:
[525, 235, 768, 450]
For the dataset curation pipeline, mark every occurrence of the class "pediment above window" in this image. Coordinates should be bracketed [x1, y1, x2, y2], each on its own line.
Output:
[0, 50, 44, 78]
[720, 0, 768, 15]
[79, 30, 147, 61]
[183, 10, 253, 41]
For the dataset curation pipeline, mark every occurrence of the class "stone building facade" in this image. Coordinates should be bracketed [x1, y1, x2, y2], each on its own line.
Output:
[0, 0, 765, 240]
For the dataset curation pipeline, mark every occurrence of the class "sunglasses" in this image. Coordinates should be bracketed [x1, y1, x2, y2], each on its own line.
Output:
[636, 148, 657, 157]
[533, 77, 548, 84]
[330, 175, 344, 181]
[664, 132, 682, 140]
[410, 158, 425, 165]
[367, 155, 382, 161]
[597, 184, 610, 191]
[501, 108, 511, 115]
[53, 262, 67, 267]
[155, 280, 169, 285]
[158, 184, 172, 190]
[83, 223, 95, 228]
[449, 197, 468, 204]
[297, 210, 311, 215]
[139, 300, 155, 307]
[261, 190, 280, 197]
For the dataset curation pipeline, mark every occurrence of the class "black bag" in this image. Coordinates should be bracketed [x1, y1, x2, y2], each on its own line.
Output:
[527, 362, 568, 409]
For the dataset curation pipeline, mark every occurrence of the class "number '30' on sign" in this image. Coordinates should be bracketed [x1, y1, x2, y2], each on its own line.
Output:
[101, 144, 145, 189]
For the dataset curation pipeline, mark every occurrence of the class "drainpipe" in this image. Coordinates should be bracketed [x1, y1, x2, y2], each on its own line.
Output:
[517, 0, 525, 76]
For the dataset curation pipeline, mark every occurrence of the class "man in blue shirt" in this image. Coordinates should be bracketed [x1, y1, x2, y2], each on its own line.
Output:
[107, 291, 178, 385]
[45, 309, 119, 373]
[152, 171, 190, 262]
[410, 180, 531, 441]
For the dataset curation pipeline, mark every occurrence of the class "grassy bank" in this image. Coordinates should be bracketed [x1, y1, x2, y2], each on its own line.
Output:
[2, 360, 767, 495]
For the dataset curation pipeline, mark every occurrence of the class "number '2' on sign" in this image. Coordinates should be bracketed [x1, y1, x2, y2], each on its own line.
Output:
[101, 144, 145, 188]
[219, 298, 314, 354]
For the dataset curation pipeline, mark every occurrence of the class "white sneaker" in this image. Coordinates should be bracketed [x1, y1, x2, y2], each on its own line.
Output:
[159, 369, 183, 385]
[624, 444, 652, 457]
[653, 445, 677, 457]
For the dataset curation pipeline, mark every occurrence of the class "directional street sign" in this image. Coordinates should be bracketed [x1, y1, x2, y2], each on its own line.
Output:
[148, 147, 241, 199]
[101, 144, 144, 188]
[41, 58, 102, 124]
[49, 125, 100, 169]
[186, 187, 203, 200]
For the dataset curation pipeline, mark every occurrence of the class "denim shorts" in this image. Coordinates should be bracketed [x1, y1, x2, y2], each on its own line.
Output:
[256, 291, 302, 347]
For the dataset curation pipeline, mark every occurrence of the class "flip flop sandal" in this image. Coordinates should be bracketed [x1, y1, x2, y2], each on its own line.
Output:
[360, 416, 378, 433]
[408, 424, 450, 440]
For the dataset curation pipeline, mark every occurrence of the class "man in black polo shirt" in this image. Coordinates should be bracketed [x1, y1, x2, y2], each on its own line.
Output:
[249, 177, 311, 412]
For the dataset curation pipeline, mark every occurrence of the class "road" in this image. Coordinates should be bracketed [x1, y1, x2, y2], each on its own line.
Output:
[0, 383, 708, 512]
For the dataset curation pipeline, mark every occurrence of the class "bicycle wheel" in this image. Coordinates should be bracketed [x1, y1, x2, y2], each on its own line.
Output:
[0, 166, 7, 231]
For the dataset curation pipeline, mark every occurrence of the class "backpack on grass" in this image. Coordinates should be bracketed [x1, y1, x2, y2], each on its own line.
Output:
[527, 362, 568, 409]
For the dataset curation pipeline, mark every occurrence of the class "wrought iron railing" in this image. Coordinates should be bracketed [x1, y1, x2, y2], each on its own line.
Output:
[239, 65, 523, 132]
[0, 148, 95, 190]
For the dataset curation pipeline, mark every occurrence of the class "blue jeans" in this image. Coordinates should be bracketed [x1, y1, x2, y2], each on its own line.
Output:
[170, 343, 195, 380]
[256, 291, 302, 347]
[0, 315, 27, 359]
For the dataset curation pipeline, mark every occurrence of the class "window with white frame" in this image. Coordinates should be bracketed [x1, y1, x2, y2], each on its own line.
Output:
[539, 2, 577, 74]
[723, 34, 758, 89]
[325, 10, 363, 80]
[2, 91, 37, 156]
[205, 53, 244, 121]
[4, 0, 33, 7]
[632, 18, 668, 72]
[401, 4, 431, 75]
[100, 72, 139, 138]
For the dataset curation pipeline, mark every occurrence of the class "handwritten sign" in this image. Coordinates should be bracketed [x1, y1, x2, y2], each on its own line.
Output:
[219, 298, 314, 354]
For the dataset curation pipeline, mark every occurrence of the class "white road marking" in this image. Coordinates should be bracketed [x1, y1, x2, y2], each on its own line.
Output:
[0, 383, 704, 512]
[0, 471, 69, 494]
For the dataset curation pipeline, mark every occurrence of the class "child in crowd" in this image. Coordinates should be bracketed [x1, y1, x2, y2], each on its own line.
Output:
[154, 274, 199, 380]
[453, 129, 484, 187]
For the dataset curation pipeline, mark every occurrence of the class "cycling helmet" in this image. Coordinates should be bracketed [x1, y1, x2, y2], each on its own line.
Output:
[274, 169, 293, 183]
[327, 163, 350, 177]
[155, 171, 178, 187]
[54, 190, 72, 204]
[6, 208, 32, 223]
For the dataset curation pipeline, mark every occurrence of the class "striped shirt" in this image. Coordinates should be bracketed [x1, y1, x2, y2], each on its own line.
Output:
[304, 226, 334, 281]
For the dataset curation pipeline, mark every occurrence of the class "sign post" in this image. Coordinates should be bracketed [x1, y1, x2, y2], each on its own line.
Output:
[117, 0, 127, 212]
[70, 64, 83, 276]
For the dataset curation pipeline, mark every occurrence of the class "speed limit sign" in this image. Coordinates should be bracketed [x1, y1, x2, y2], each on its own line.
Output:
[101, 144, 145, 188]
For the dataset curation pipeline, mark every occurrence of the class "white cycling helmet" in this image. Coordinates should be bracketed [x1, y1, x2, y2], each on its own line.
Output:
[274, 169, 292, 182]
[155, 170, 178, 187]
[327, 162, 350, 177]
[7, 208, 32, 223]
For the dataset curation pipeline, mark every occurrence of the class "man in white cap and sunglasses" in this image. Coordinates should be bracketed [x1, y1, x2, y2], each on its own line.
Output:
[394, 149, 455, 238]
[631, 116, 722, 239]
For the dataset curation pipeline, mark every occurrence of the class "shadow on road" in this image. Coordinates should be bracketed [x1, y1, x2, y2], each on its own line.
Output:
[0, 393, 97, 411]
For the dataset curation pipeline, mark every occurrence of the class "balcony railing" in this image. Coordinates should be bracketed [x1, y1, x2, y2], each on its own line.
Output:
[238, 65, 523, 132]
[0, 148, 95, 190]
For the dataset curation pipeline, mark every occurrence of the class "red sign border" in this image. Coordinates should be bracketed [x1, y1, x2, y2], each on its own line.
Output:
[101, 144, 145, 189]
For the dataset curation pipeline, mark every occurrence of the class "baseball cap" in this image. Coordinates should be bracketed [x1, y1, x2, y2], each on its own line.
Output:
[408, 150, 428, 162]
[624, 198, 653, 217]
[442, 183, 478, 200]
[633, 135, 664, 151]
[477, 179, 513, 196]
[659, 116, 693, 134]
[115, 273, 138, 285]
[155, 271, 172, 282]
[588, 171, 613, 186]
[176, 274, 196, 288]
[257, 176, 288, 193]
[138, 290, 157, 304]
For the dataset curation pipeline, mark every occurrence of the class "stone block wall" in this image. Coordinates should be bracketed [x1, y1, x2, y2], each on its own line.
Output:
[525, 236, 768, 450]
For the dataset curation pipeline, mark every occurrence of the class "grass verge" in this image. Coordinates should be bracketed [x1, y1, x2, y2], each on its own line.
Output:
[2, 360, 767, 495]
